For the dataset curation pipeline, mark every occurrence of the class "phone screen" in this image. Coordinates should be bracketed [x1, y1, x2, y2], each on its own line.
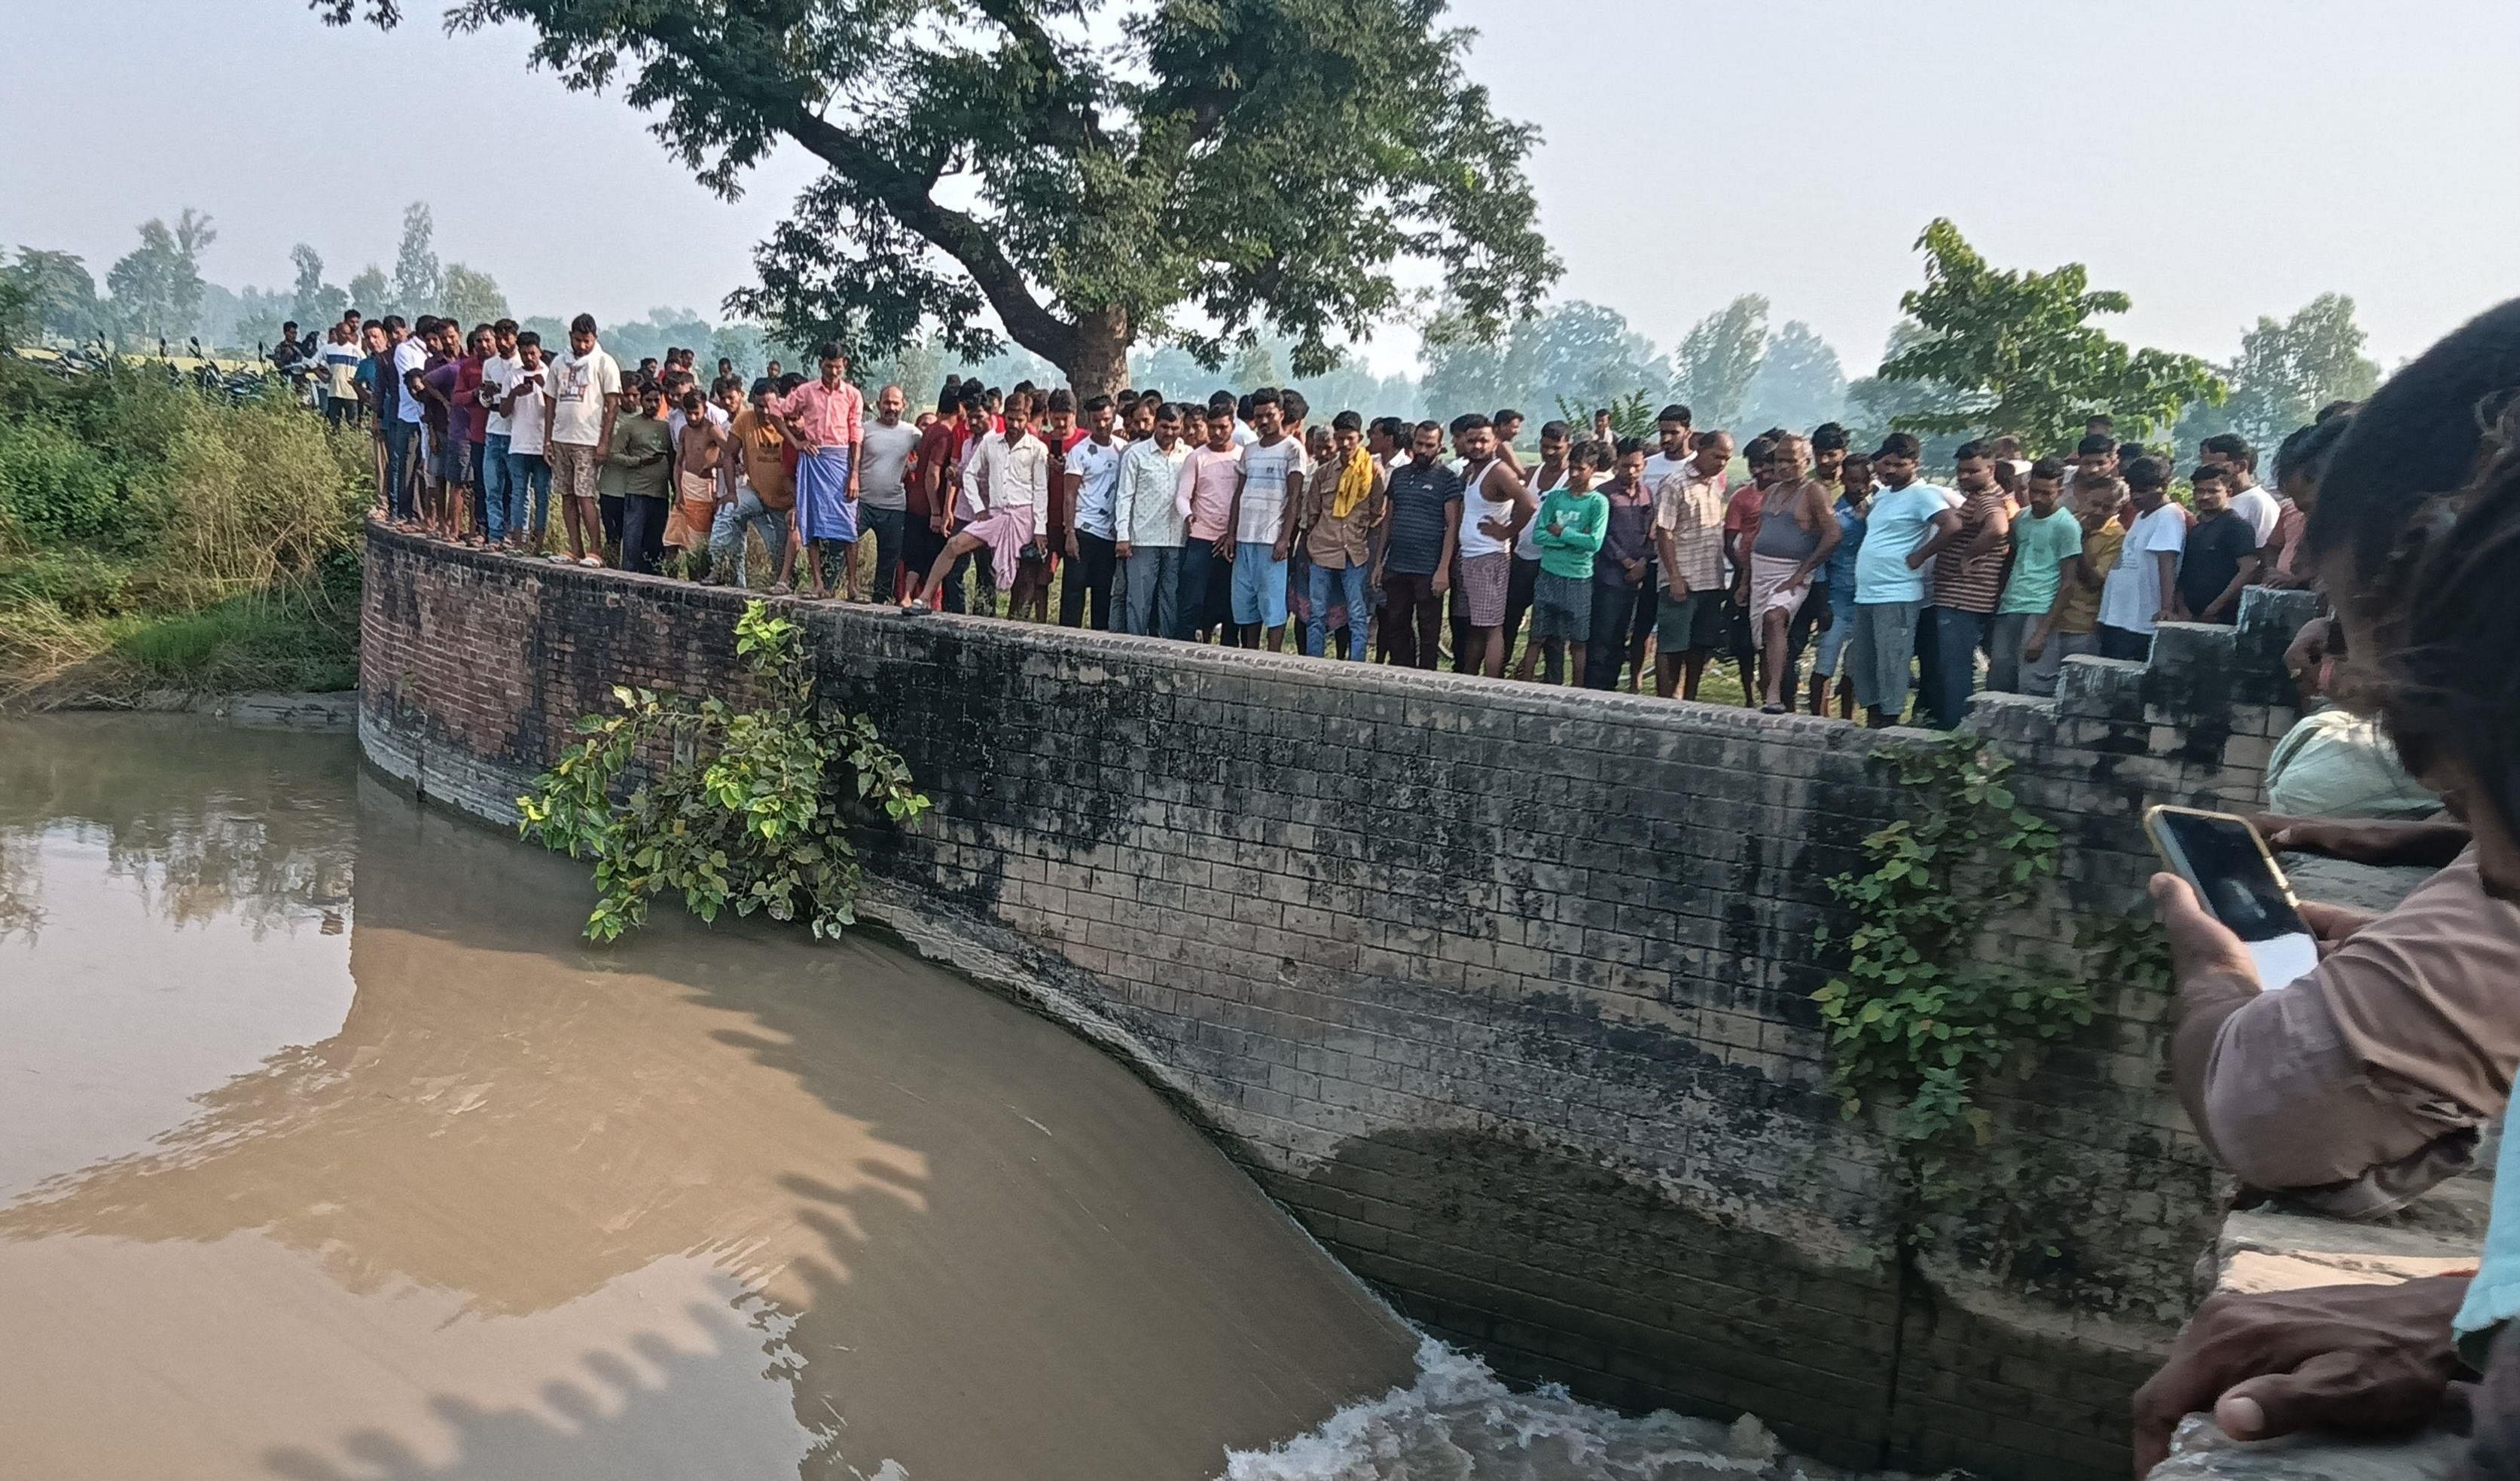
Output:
[2150, 810, 2319, 988]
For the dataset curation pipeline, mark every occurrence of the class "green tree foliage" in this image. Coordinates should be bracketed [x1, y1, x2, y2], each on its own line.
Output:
[2181, 293, 2383, 451]
[1877, 219, 2224, 453]
[440, 263, 511, 327]
[316, 0, 1559, 396]
[102, 209, 215, 348]
[517, 603, 932, 943]
[346, 264, 390, 318]
[1738, 320, 1847, 435]
[391, 201, 441, 316]
[5, 249, 99, 340]
[288, 243, 348, 327]
[1671, 293, 1768, 431]
[1419, 300, 1671, 426]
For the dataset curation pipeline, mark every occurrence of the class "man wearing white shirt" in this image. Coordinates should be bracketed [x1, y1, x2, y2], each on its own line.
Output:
[496, 331, 553, 549]
[387, 316, 432, 523]
[1060, 392, 1127, 631]
[475, 319, 522, 547]
[2095, 456, 2188, 660]
[905, 387, 1048, 613]
[542, 314, 622, 566]
[2201, 432, 2281, 548]
[1113, 399, 1192, 637]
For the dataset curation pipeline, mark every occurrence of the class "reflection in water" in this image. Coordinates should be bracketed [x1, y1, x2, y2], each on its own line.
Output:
[0, 717, 1416, 1481]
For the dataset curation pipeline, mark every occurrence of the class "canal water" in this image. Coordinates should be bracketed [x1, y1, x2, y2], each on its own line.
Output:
[0, 715, 1887, 1481]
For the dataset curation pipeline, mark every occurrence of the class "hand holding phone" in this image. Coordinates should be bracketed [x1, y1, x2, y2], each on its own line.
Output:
[2143, 806, 2320, 988]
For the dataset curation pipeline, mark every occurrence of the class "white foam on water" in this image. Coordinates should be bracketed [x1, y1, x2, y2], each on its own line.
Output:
[1217, 1336, 1925, 1481]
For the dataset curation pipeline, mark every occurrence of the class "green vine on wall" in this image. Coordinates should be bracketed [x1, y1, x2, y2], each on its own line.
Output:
[1811, 735, 2084, 1208]
[518, 601, 932, 942]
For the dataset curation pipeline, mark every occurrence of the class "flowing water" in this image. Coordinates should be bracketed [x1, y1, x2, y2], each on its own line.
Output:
[0, 715, 1893, 1481]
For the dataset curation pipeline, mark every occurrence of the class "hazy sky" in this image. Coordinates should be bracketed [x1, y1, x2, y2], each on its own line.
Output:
[7, 0, 2515, 379]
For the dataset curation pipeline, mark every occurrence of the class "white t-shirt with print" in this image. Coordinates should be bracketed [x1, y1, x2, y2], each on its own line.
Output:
[478, 354, 517, 438]
[504, 362, 551, 457]
[1067, 434, 1124, 539]
[547, 346, 621, 448]
[1234, 435, 1304, 545]
[2099, 502, 2190, 634]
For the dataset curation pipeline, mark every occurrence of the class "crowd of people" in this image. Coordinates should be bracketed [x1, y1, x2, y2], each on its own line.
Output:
[303, 305, 2334, 728]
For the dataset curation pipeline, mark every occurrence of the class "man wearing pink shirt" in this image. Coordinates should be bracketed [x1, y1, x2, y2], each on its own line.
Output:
[1173, 406, 1243, 642]
[766, 340, 866, 599]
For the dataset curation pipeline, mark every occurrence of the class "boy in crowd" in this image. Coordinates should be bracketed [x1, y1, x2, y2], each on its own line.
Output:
[1582, 438, 1655, 691]
[494, 331, 551, 551]
[1298, 411, 1387, 660]
[1985, 458, 2082, 695]
[1805, 451, 1871, 719]
[1528, 438, 1609, 686]
[1919, 438, 2013, 728]
[2198, 432, 2281, 549]
[2176, 463, 2262, 624]
[1844, 433, 1962, 727]
[1652, 429, 1734, 701]
[2094, 455, 2186, 660]
[666, 386, 730, 576]
[1115, 400, 1192, 637]
[1506, 420, 1571, 678]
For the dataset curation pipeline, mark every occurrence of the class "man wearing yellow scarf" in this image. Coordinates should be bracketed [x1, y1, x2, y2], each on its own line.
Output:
[1298, 411, 1390, 659]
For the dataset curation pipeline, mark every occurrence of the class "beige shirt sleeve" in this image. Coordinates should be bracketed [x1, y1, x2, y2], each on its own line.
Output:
[2200, 850, 2520, 1216]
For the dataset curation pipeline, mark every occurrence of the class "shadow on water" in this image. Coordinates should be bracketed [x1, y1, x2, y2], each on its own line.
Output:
[0, 717, 1416, 1481]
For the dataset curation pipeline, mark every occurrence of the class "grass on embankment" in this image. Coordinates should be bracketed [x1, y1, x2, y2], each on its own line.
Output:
[0, 357, 366, 705]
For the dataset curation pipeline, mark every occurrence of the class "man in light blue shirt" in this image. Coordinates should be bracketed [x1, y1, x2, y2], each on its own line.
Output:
[1845, 433, 1962, 727]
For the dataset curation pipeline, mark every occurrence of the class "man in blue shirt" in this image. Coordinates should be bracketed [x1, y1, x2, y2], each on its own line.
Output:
[1844, 433, 1962, 728]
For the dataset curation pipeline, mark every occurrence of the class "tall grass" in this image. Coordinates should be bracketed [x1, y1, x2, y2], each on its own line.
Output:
[0, 360, 368, 703]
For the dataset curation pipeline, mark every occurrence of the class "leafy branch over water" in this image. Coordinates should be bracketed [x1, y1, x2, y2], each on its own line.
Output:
[519, 602, 930, 942]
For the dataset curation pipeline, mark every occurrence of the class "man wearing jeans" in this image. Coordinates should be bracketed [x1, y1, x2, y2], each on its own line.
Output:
[387, 315, 431, 522]
[1298, 411, 1387, 659]
[1114, 400, 1191, 637]
[1173, 408, 1243, 641]
[1919, 439, 2012, 728]
[476, 319, 521, 545]
[1845, 433, 1961, 728]
[496, 331, 552, 548]
[715, 379, 795, 589]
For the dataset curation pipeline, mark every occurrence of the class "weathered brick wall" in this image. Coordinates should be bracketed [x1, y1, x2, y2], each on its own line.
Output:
[360, 524, 2311, 1479]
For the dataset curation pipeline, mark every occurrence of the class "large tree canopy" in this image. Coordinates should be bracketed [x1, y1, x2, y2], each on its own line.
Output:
[1876, 218, 2223, 453]
[316, 0, 1558, 395]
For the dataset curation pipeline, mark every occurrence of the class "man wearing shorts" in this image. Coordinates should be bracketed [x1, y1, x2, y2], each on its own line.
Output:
[1846, 433, 1963, 727]
[1652, 429, 1734, 700]
[1451, 414, 1536, 677]
[542, 313, 621, 566]
[1226, 389, 1304, 650]
[1806, 451, 1872, 718]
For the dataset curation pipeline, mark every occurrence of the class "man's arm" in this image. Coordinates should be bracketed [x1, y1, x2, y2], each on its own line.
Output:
[2154, 548, 2183, 623]
[595, 402, 618, 463]
[1654, 526, 1684, 598]
[2206, 551, 2262, 621]
[2027, 554, 2080, 658]
[1797, 482, 1841, 583]
[1432, 499, 1460, 594]
[1274, 466, 1303, 555]
[1905, 508, 1964, 569]
[1960, 502, 2011, 559]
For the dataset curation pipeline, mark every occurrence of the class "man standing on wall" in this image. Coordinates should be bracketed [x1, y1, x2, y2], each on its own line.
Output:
[1297, 410, 1388, 661]
[1985, 457, 2082, 696]
[1061, 393, 1126, 631]
[1115, 400, 1192, 637]
[905, 382, 965, 611]
[1844, 432, 1963, 728]
[542, 313, 621, 567]
[717, 378, 797, 591]
[1628, 405, 1693, 692]
[390, 314, 432, 527]
[496, 330, 552, 551]
[614, 383, 676, 575]
[767, 341, 865, 600]
[857, 383, 920, 603]
[1583, 438, 1655, 692]
[1374, 420, 1462, 670]
[477, 319, 520, 548]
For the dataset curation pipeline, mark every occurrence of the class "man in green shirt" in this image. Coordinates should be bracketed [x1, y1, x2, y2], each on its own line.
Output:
[611, 384, 676, 575]
[1987, 457, 2084, 695]
[1528, 440, 1610, 686]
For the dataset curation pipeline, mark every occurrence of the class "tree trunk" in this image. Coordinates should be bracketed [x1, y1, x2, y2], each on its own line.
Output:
[1062, 305, 1131, 399]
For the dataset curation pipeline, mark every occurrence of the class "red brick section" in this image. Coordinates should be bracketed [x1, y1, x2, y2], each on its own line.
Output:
[362, 520, 2315, 1480]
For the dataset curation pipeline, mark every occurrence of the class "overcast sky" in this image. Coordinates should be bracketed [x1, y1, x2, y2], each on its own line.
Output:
[7, 0, 2515, 378]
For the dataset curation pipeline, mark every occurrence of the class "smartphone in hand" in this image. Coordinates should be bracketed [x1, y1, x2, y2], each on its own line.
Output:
[2143, 805, 2320, 988]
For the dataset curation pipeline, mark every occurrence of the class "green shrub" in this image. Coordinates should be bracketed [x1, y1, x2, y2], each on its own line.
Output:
[0, 418, 140, 548]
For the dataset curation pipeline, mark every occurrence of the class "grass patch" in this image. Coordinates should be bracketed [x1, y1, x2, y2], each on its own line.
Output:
[112, 589, 357, 694]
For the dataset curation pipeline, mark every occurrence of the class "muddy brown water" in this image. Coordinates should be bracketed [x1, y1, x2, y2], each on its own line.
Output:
[0, 715, 1420, 1481]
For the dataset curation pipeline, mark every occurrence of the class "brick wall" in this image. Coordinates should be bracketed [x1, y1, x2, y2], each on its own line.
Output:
[360, 524, 2313, 1478]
